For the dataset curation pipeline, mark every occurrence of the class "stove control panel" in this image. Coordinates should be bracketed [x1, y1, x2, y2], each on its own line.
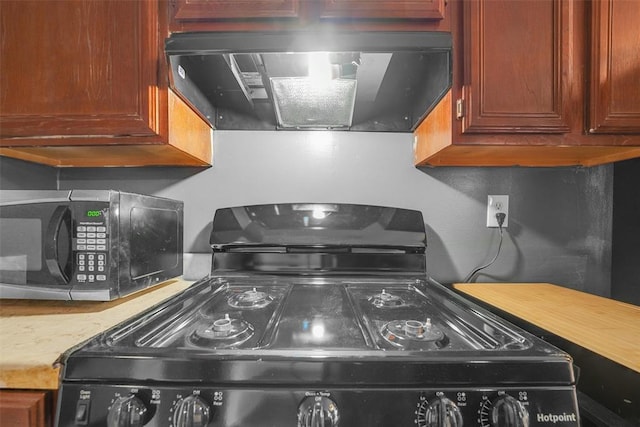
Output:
[56, 385, 579, 426]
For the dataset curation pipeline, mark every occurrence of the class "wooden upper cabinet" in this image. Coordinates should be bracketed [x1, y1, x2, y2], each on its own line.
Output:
[460, 0, 640, 138]
[169, 0, 449, 32]
[462, 0, 572, 134]
[170, 0, 301, 20]
[0, 0, 212, 167]
[414, 0, 640, 167]
[0, 1, 155, 140]
[589, 0, 640, 134]
[319, 0, 445, 20]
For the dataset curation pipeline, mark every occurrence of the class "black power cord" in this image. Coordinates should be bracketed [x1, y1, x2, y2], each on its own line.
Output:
[464, 212, 507, 283]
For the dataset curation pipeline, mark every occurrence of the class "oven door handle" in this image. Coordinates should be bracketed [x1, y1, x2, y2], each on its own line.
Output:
[44, 205, 71, 285]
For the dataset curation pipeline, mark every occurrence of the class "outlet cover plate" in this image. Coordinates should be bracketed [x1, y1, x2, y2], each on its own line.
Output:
[487, 195, 509, 227]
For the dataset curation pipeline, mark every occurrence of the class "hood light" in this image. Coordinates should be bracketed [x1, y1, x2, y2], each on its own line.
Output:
[308, 52, 334, 83]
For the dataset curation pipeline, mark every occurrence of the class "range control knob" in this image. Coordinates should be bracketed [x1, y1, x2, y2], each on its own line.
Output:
[491, 395, 529, 427]
[106, 395, 147, 427]
[297, 396, 339, 427]
[173, 395, 211, 427]
[421, 396, 463, 427]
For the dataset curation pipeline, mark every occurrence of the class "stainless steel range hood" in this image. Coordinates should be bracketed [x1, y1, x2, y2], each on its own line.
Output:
[165, 31, 452, 132]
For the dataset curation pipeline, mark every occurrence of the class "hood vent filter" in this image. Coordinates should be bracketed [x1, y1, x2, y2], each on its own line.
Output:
[271, 77, 357, 129]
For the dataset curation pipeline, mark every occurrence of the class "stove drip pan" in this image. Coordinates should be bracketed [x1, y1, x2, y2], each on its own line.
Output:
[187, 314, 255, 349]
[227, 287, 275, 309]
[380, 318, 449, 350]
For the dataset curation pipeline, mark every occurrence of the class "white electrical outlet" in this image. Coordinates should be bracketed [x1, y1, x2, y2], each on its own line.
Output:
[487, 195, 509, 227]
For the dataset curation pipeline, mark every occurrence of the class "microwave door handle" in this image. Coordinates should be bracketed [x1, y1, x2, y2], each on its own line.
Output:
[44, 205, 71, 285]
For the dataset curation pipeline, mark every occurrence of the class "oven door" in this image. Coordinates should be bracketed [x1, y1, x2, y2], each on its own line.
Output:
[0, 193, 74, 299]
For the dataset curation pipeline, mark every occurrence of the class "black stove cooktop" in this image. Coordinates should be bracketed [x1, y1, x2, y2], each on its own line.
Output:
[84, 276, 534, 354]
[60, 274, 574, 384]
[55, 203, 580, 427]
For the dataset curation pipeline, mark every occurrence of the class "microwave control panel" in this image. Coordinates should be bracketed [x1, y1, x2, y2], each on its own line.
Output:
[73, 204, 110, 285]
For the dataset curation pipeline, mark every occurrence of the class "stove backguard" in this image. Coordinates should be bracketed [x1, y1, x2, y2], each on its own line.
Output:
[209, 203, 427, 275]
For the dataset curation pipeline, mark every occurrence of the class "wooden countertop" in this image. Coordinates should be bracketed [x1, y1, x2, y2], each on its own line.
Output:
[0, 279, 192, 390]
[454, 283, 640, 373]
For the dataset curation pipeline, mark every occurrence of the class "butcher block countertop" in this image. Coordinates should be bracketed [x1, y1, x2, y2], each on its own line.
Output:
[454, 283, 640, 373]
[0, 279, 192, 390]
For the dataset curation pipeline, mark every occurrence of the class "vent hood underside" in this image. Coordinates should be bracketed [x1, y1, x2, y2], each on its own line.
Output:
[166, 32, 452, 132]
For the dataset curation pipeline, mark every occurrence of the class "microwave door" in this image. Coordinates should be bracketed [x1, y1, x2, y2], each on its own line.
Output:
[0, 202, 73, 300]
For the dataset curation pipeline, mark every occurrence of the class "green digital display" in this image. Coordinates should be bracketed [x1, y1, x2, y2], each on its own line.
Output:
[86, 210, 102, 218]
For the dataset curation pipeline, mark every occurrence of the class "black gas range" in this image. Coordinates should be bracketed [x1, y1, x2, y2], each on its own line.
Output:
[55, 203, 580, 427]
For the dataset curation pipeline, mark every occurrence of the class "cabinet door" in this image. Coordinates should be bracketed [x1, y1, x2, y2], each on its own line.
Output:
[589, 0, 640, 133]
[0, 0, 160, 143]
[462, 0, 572, 133]
[0, 390, 52, 427]
[171, 0, 301, 20]
[320, 0, 445, 20]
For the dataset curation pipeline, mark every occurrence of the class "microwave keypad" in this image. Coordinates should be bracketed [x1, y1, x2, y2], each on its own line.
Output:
[75, 225, 108, 283]
[76, 225, 107, 251]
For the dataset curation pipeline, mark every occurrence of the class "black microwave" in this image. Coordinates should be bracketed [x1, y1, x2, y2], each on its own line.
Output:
[0, 190, 183, 301]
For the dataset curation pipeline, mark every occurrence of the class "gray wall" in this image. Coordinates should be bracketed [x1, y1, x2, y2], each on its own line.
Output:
[1, 131, 614, 296]
[0, 156, 58, 189]
[612, 158, 640, 305]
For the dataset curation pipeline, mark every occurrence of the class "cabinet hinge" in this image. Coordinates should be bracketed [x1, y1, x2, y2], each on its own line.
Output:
[456, 99, 464, 119]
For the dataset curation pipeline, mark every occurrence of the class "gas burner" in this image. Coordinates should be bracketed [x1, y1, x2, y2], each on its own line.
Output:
[187, 314, 255, 349]
[380, 318, 448, 349]
[228, 287, 274, 309]
[368, 289, 405, 308]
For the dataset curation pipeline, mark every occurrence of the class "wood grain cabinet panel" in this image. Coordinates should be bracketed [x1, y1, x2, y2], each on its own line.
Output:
[320, 0, 445, 20]
[589, 0, 640, 133]
[171, 0, 301, 20]
[169, 0, 449, 31]
[0, 0, 212, 167]
[0, 390, 52, 427]
[462, 0, 571, 133]
[0, 0, 155, 140]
